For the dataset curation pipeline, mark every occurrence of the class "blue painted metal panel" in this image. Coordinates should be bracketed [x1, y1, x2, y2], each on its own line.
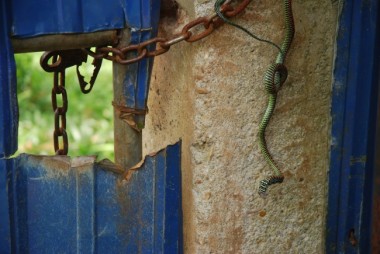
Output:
[11, 0, 160, 38]
[0, 143, 182, 253]
[326, 0, 380, 253]
[122, 142, 182, 253]
[0, 0, 18, 157]
[11, 0, 124, 37]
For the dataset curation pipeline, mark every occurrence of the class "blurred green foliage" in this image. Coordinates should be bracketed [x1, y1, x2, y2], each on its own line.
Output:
[15, 53, 114, 161]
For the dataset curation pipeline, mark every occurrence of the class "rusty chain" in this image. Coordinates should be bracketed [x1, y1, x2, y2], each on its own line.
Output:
[40, 50, 88, 155]
[52, 63, 69, 155]
[83, 0, 251, 65]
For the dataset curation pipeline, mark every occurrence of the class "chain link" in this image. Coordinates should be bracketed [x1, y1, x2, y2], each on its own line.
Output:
[83, 0, 251, 64]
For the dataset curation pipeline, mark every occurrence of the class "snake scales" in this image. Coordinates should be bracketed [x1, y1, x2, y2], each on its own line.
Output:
[215, 0, 295, 195]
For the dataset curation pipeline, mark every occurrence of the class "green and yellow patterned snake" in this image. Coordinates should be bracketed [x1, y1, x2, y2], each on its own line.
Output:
[215, 0, 295, 195]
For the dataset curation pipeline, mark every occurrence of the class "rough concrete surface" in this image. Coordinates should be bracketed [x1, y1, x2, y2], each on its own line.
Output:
[143, 0, 339, 253]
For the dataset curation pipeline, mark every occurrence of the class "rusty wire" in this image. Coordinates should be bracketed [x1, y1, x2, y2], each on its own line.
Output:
[83, 0, 251, 64]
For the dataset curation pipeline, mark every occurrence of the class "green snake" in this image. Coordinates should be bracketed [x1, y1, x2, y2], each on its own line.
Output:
[215, 0, 295, 195]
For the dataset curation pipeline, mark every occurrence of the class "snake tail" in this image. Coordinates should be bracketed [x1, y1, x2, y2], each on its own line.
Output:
[258, 175, 284, 196]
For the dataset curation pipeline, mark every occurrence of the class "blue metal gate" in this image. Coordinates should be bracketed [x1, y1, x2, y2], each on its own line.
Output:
[0, 0, 183, 253]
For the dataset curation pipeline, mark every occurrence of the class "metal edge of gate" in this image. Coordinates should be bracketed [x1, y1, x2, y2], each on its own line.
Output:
[0, 1, 18, 158]
[326, 1, 380, 253]
[0, 1, 18, 252]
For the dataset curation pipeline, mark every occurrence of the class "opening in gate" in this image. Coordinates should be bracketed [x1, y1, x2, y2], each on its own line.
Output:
[15, 52, 115, 161]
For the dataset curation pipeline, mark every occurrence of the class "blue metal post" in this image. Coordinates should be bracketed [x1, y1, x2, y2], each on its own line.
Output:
[326, 0, 380, 253]
[113, 0, 161, 169]
[0, 0, 18, 252]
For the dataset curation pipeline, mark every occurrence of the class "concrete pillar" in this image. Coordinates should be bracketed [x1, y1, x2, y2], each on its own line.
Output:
[144, 0, 339, 252]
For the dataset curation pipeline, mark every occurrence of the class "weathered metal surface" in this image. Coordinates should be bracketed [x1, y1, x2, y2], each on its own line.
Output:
[0, 143, 182, 253]
[0, 0, 18, 157]
[112, 29, 143, 169]
[12, 31, 118, 53]
[123, 0, 160, 126]
[326, 0, 380, 253]
[109, 1, 160, 167]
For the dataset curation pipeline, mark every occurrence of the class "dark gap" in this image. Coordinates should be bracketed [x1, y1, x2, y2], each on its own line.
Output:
[160, 0, 179, 20]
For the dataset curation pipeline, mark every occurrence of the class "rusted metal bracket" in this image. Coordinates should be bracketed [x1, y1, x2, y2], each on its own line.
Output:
[12, 30, 118, 53]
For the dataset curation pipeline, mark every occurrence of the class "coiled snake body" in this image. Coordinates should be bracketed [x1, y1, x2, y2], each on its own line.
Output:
[215, 0, 295, 195]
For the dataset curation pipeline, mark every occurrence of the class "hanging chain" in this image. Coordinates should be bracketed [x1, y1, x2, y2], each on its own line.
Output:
[82, 0, 251, 64]
[51, 58, 68, 155]
[40, 50, 88, 155]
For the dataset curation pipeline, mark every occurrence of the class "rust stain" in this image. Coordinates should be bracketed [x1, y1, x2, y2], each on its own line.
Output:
[371, 154, 380, 253]
[207, 181, 244, 253]
[349, 156, 367, 166]
[372, 200, 380, 252]
[195, 87, 210, 94]
[24, 155, 97, 181]
[348, 229, 358, 247]
[259, 210, 267, 217]
[122, 150, 159, 181]
[71, 156, 97, 171]
[97, 159, 124, 174]
[30, 155, 71, 179]
[115, 178, 131, 242]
